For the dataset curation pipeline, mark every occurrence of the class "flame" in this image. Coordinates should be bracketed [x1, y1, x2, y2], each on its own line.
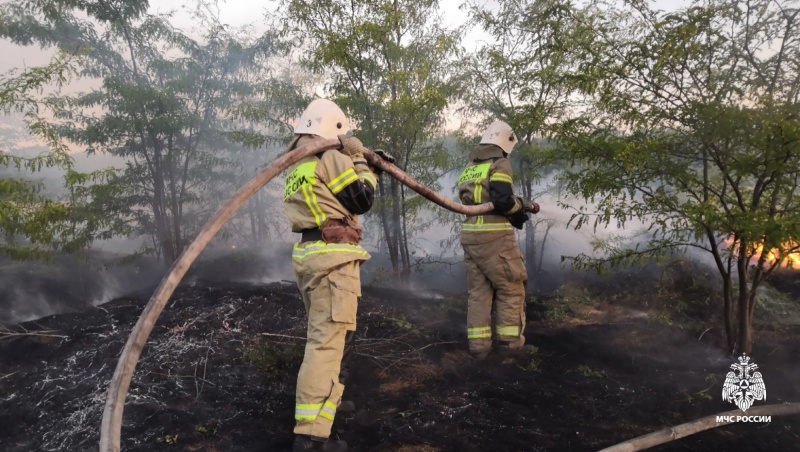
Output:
[723, 235, 800, 268]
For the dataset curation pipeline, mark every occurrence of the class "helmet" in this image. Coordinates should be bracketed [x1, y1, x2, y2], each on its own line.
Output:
[294, 98, 350, 140]
[479, 120, 517, 154]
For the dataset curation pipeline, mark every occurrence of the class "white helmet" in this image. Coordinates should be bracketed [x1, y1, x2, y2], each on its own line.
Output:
[294, 98, 351, 139]
[480, 120, 517, 154]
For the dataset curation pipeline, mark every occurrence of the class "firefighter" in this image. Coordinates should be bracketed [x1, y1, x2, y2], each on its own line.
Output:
[457, 120, 539, 360]
[284, 99, 391, 451]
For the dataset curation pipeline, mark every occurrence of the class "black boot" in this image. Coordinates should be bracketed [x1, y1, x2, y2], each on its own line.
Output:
[292, 435, 348, 452]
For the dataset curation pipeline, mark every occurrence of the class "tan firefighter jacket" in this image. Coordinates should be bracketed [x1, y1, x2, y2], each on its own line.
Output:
[458, 144, 525, 234]
[283, 135, 378, 272]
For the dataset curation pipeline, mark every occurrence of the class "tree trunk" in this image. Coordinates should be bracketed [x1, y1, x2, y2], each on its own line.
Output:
[378, 177, 399, 271]
[519, 158, 536, 284]
[151, 183, 175, 264]
[722, 274, 736, 353]
[390, 178, 403, 275]
[537, 221, 552, 275]
[525, 220, 536, 286]
[248, 201, 258, 247]
[399, 184, 411, 282]
[166, 133, 183, 256]
[736, 249, 752, 354]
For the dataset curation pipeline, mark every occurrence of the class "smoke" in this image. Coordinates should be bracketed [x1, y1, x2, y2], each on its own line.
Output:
[185, 240, 296, 285]
[0, 252, 165, 325]
[0, 239, 307, 325]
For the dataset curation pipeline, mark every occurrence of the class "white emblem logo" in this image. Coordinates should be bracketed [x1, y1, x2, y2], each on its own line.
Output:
[722, 354, 766, 412]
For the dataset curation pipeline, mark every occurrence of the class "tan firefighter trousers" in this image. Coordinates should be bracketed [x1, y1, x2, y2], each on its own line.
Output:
[461, 231, 527, 354]
[293, 260, 361, 438]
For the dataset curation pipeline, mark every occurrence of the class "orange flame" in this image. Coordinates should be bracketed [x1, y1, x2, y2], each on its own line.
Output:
[724, 235, 800, 268]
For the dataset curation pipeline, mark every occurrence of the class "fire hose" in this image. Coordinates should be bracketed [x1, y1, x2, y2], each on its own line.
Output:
[99, 138, 530, 451]
[599, 402, 800, 451]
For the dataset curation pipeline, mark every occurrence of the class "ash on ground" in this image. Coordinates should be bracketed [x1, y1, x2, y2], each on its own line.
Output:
[1, 267, 799, 451]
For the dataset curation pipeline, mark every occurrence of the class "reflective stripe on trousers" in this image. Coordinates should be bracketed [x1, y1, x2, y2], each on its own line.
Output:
[467, 325, 520, 338]
[295, 400, 338, 421]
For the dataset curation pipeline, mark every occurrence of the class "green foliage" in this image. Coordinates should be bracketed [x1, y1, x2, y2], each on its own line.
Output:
[467, 0, 593, 140]
[281, 0, 463, 278]
[575, 365, 605, 378]
[0, 48, 132, 259]
[553, 0, 800, 353]
[466, 0, 593, 270]
[518, 357, 542, 373]
[754, 283, 794, 320]
[544, 302, 572, 321]
[194, 424, 219, 438]
[156, 433, 179, 445]
[1, 0, 302, 262]
[376, 315, 417, 332]
[242, 339, 304, 382]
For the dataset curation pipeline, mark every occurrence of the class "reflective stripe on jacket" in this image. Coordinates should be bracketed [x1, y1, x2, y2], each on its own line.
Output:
[283, 135, 376, 232]
[283, 135, 373, 270]
[457, 144, 523, 233]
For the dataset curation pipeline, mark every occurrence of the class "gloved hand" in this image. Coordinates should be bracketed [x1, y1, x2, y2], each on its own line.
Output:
[520, 198, 540, 214]
[508, 210, 530, 230]
[338, 134, 367, 159]
[374, 149, 396, 164]
[366, 149, 395, 177]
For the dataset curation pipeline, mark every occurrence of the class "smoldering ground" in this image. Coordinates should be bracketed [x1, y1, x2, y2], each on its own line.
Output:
[0, 252, 164, 325]
[1, 255, 798, 452]
[0, 242, 299, 326]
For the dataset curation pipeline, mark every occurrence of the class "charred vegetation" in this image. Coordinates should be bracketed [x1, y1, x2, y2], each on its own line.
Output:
[1, 256, 798, 451]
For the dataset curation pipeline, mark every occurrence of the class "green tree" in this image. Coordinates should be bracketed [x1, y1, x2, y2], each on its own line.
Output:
[280, 0, 463, 281]
[223, 56, 310, 248]
[2, 0, 295, 262]
[556, 0, 800, 354]
[0, 51, 127, 259]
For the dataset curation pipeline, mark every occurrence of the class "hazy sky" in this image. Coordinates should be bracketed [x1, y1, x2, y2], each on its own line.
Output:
[0, 0, 477, 73]
[0, 0, 689, 74]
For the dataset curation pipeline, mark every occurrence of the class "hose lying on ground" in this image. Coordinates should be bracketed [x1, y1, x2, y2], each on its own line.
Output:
[99, 139, 495, 452]
[599, 402, 800, 452]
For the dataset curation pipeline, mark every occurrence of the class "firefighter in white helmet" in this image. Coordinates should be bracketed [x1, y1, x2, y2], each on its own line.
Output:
[283, 99, 392, 451]
[457, 120, 539, 360]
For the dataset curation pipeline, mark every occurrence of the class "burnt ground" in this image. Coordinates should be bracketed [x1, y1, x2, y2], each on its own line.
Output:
[0, 265, 799, 451]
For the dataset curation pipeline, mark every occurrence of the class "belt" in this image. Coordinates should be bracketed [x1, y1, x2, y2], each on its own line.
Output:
[300, 228, 323, 243]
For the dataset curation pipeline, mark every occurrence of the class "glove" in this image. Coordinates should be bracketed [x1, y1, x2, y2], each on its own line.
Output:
[508, 210, 530, 230]
[374, 149, 396, 164]
[338, 134, 367, 159]
[521, 198, 540, 214]
[366, 148, 395, 177]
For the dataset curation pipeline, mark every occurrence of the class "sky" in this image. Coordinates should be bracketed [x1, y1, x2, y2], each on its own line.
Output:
[0, 0, 691, 75]
[0, 0, 478, 73]
[0, 0, 694, 81]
